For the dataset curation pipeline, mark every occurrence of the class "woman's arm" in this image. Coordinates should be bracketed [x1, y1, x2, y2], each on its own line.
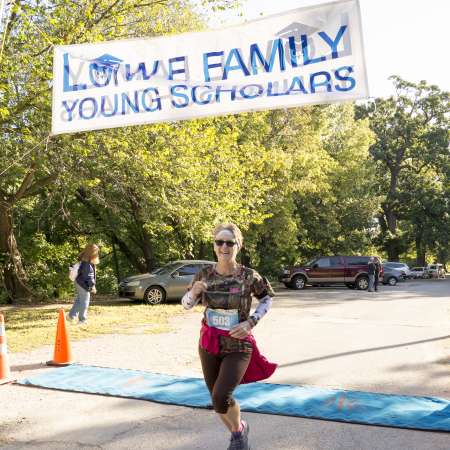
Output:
[248, 294, 273, 327]
[181, 270, 207, 310]
[229, 293, 273, 339]
[248, 272, 274, 327]
[181, 290, 201, 309]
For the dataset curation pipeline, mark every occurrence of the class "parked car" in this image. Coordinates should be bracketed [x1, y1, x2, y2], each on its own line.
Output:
[410, 267, 426, 279]
[118, 260, 214, 304]
[382, 265, 404, 286]
[382, 262, 412, 279]
[424, 263, 446, 279]
[279, 256, 383, 291]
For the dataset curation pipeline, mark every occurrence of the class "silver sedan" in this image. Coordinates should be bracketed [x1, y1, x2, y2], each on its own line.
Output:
[118, 260, 214, 305]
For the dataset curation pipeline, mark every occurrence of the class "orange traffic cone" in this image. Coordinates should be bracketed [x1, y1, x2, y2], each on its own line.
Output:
[46, 308, 73, 366]
[0, 313, 14, 384]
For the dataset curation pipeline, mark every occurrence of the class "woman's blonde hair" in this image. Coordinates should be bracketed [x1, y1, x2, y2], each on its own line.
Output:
[213, 223, 243, 249]
[78, 244, 100, 264]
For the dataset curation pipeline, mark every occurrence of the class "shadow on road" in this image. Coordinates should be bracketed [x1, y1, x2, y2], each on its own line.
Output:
[10, 362, 46, 372]
[278, 335, 450, 368]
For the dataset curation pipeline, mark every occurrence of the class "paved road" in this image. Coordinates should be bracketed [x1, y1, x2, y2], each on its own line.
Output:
[1, 279, 449, 449]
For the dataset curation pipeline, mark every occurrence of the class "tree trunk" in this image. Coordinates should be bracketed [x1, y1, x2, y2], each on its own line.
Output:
[112, 234, 147, 273]
[0, 203, 34, 302]
[381, 206, 401, 261]
[76, 189, 147, 273]
[385, 208, 397, 235]
[140, 227, 155, 272]
[198, 241, 207, 259]
[382, 161, 402, 261]
[415, 229, 426, 266]
[385, 240, 400, 262]
[111, 241, 121, 282]
[240, 247, 251, 267]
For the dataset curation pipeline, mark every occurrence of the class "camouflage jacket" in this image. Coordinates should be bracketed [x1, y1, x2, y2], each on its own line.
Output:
[191, 264, 274, 353]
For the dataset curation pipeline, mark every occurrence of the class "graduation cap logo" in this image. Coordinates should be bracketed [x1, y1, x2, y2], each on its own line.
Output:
[276, 22, 318, 42]
[276, 19, 352, 60]
[90, 54, 123, 83]
[275, 22, 320, 60]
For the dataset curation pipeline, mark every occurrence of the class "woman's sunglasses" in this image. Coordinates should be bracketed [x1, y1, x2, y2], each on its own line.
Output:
[214, 239, 237, 247]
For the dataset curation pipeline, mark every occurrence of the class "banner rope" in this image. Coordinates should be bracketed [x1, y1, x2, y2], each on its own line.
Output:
[17, 4, 55, 47]
[1, 2, 55, 64]
[0, 135, 51, 177]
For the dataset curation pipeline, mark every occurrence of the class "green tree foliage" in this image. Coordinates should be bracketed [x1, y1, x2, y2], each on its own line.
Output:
[25, 102, 375, 286]
[0, 0, 240, 301]
[1, 1, 412, 303]
[357, 76, 449, 263]
[245, 103, 377, 275]
[63, 115, 277, 274]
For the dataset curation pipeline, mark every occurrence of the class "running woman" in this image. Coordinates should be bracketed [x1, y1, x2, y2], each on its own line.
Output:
[182, 223, 277, 450]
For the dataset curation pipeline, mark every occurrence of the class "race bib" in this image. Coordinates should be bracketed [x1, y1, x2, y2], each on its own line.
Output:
[206, 308, 240, 330]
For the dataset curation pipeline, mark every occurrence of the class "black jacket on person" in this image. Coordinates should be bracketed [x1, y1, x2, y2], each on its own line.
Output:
[374, 262, 381, 276]
[76, 261, 96, 292]
[368, 262, 376, 275]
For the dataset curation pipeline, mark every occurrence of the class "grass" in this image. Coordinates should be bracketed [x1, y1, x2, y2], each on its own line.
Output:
[0, 299, 199, 353]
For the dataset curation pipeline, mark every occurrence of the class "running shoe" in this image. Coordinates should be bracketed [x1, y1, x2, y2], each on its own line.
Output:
[228, 420, 250, 450]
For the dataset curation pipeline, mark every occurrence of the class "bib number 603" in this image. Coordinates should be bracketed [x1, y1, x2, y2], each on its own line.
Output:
[212, 316, 231, 327]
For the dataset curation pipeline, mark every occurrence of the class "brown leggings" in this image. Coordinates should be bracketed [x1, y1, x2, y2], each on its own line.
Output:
[199, 345, 252, 414]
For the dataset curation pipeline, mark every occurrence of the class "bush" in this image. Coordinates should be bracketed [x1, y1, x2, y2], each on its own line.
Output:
[23, 233, 79, 300]
[95, 264, 119, 295]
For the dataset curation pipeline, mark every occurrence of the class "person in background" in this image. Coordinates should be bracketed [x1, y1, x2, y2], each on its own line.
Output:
[67, 244, 99, 324]
[374, 257, 382, 291]
[368, 256, 376, 292]
[181, 223, 277, 450]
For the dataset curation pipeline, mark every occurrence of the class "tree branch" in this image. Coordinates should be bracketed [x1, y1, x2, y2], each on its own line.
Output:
[75, 187, 147, 273]
[0, 87, 51, 127]
[91, 0, 121, 26]
[22, 173, 59, 199]
[11, 170, 35, 203]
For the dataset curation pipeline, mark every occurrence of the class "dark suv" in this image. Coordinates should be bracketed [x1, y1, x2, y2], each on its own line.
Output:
[279, 256, 383, 290]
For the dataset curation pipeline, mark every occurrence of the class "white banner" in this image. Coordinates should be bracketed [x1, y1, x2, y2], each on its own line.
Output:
[52, 0, 368, 135]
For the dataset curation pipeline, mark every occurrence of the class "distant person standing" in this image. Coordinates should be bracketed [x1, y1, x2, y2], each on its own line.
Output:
[368, 256, 376, 292]
[374, 257, 382, 291]
[68, 244, 99, 324]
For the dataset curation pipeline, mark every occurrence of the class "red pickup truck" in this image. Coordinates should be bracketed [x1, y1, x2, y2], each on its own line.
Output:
[279, 256, 383, 290]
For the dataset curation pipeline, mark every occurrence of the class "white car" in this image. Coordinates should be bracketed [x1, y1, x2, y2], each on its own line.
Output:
[425, 264, 446, 279]
[383, 262, 412, 279]
[410, 267, 426, 279]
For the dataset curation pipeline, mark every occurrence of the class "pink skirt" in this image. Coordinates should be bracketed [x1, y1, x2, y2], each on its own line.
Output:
[199, 321, 277, 384]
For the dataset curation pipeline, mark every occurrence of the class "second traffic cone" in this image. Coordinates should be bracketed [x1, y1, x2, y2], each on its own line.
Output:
[0, 313, 14, 384]
[47, 308, 73, 366]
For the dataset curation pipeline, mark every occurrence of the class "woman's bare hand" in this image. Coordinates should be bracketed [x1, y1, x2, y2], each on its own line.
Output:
[191, 281, 207, 299]
[229, 320, 252, 339]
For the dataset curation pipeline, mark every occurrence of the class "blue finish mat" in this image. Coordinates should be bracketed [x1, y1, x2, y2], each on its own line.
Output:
[18, 364, 450, 432]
